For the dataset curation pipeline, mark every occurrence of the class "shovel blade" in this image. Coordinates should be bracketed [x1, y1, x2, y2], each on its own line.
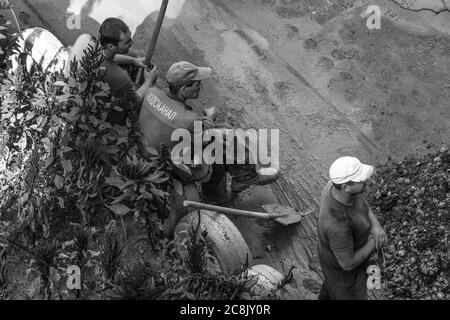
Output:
[262, 204, 313, 226]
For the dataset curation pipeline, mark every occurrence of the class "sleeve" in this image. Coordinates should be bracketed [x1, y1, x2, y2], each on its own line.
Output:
[327, 222, 354, 254]
[113, 82, 142, 119]
[115, 82, 141, 106]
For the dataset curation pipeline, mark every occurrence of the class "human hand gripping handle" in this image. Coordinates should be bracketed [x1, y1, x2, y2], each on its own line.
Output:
[370, 224, 387, 250]
[143, 64, 158, 86]
[133, 57, 146, 68]
[203, 107, 216, 121]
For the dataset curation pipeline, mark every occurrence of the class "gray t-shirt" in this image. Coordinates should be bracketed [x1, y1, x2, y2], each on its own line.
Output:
[100, 54, 141, 125]
[317, 181, 371, 270]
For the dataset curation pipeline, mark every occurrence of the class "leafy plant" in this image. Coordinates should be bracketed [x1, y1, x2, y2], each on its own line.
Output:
[184, 213, 209, 275]
[0, 248, 8, 291]
[0, 26, 262, 301]
[0, 30, 174, 298]
[100, 221, 124, 282]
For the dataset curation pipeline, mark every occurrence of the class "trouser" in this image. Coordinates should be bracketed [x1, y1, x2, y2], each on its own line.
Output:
[200, 120, 259, 199]
[201, 163, 256, 200]
[318, 260, 369, 300]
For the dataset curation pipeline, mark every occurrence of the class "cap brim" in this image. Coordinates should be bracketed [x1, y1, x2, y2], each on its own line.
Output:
[351, 164, 374, 182]
[192, 67, 212, 81]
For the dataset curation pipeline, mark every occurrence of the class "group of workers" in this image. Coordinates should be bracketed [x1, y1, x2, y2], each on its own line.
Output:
[70, 17, 387, 300]
[69, 17, 279, 205]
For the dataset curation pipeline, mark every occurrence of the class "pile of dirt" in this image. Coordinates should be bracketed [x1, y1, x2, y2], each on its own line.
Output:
[367, 145, 450, 300]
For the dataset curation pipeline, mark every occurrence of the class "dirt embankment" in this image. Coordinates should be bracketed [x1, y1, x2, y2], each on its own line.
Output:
[130, 0, 450, 299]
[6, 0, 449, 299]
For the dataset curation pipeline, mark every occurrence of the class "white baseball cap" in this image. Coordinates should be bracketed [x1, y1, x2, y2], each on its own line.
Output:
[329, 156, 374, 184]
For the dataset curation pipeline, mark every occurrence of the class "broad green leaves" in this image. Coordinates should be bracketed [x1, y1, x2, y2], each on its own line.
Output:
[54, 175, 64, 189]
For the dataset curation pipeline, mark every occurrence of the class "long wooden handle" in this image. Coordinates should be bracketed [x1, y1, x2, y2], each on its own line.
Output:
[135, 0, 169, 84]
[145, 0, 169, 66]
[183, 201, 287, 220]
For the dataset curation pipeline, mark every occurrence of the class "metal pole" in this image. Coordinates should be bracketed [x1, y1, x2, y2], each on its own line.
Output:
[0, 0, 21, 32]
[135, 0, 169, 84]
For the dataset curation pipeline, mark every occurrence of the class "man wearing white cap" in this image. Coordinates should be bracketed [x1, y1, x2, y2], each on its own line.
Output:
[317, 156, 386, 300]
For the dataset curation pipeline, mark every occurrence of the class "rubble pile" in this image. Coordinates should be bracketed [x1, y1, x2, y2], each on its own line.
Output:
[368, 145, 450, 300]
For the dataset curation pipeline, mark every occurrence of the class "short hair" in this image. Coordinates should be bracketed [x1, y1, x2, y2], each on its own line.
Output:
[168, 82, 182, 95]
[168, 80, 197, 95]
[332, 182, 343, 190]
[99, 18, 129, 47]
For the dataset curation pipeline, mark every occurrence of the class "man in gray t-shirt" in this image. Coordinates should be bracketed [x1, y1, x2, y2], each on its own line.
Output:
[98, 17, 157, 125]
[317, 156, 387, 300]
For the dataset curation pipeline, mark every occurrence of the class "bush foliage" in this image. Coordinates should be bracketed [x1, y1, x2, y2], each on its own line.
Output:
[0, 21, 291, 300]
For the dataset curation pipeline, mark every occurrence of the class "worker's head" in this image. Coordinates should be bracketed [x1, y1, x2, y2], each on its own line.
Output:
[166, 61, 212, 101]
[329, 156, 374, 195]
[99, 18, 133, 55]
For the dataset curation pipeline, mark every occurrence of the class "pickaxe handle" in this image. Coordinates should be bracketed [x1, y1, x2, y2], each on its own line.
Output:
[135, 0, 169, 84]
[183, 200, 287, 220]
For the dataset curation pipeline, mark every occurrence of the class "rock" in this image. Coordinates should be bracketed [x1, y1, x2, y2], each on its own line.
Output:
[302, 278, 322, 294]
[385, 271, 393, 280]
[303, 38, 318, 49]
[388, 245, 396, 254]
[394, 288, 404, 295]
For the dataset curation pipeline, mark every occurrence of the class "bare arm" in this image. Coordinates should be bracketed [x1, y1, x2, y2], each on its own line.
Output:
[136, 79, 153, 100]
[114, 54, 135, 65]
[368, 205, 387, 249]
[328, 223, 376, 272]
[136, 65, 159, 100]
[368, 207, 380, 228]
[334, 237, 376, 271]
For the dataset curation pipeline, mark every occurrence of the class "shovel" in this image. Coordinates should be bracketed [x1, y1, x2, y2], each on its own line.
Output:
[183, 201, 313, 226]
[134, 0, 169, 85]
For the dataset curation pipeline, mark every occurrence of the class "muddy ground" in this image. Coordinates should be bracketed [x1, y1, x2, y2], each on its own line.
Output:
[3, 0, 450, 299]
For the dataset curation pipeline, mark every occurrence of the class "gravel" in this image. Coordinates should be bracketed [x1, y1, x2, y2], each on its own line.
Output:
[367, 145, 450, 300]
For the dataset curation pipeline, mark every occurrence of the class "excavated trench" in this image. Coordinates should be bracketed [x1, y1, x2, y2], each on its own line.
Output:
[10, 0, 450, 299]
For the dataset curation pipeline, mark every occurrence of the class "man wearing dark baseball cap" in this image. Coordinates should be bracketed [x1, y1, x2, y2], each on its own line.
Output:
[138, 61, 278, 204]
[317, 156, 386, 300]
[166, 61, 212, 89]
[139, 61, 214, 183]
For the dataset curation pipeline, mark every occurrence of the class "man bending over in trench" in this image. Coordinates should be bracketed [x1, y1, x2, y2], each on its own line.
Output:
[317, 156, 387, 300]
[138, 61, 279, 204]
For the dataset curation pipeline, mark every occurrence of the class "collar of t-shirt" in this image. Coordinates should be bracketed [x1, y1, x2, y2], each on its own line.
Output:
[166, 91, 193, 111]
[330, 184, 356, 208]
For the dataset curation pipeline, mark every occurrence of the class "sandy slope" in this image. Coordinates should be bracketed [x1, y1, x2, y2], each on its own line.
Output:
[8, 0, 450, 299]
